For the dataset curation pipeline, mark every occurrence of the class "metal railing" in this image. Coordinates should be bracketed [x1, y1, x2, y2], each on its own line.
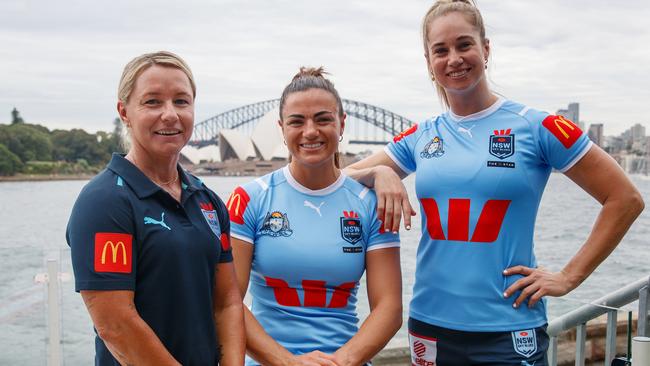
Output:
[547, 275, 650, 365]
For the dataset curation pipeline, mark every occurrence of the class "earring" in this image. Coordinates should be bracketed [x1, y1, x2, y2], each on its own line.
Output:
[283, 139, 287, 145]
[428, 69, 436, 82]
[484, 59, 488, 69]
[339, 136, 343, 142]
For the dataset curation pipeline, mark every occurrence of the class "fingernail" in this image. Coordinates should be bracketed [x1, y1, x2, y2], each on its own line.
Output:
[512, 303, 518, 308]
[393, 231, 398, 234]
[503, 292, 508, 298]
[503, 270, 508, 274]
[405, 225, 411, 230]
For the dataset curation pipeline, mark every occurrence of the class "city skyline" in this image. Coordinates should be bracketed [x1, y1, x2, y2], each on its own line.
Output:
[1, 0, 649, 135]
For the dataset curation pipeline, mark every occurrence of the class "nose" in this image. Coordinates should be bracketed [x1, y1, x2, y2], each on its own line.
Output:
[303, 119, 319, 138]
[161, 101, 179, 122]
[448, 49, 463, 67]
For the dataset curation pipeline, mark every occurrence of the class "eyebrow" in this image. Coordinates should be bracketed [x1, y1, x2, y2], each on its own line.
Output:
[432, 35, 475, 48]
[287, 110, 334, 119]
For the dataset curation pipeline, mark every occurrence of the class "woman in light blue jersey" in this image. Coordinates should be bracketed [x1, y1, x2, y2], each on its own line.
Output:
[228, 67, 402, 366]
[345, 0, 644, 364]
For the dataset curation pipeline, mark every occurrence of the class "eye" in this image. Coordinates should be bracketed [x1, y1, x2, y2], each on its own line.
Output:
[433, 47, 448, 55]
[458, 42, 472, 50]
[317, 116, 334, 124]
[144, 99, 160, 105]
[174, 98, 191, 105]
[286, 119, 303, 126]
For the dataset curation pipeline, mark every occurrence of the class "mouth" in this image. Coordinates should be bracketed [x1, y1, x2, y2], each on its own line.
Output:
[447, 68, 471, 79]
[300, 142, 324, 150]
[154, 129, 183, 136]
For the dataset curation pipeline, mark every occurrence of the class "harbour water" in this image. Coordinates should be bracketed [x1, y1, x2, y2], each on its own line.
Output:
[0, 173, 648, 365]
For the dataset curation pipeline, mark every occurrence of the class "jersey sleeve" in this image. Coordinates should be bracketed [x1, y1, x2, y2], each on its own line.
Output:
[209, 190, 234, 263]
[384, 124, 420, 175]
[226, 183, 259, 244]
[66, 183, 136, 292]
[364, 189, 400, 251]
[532, 112, 593, 172]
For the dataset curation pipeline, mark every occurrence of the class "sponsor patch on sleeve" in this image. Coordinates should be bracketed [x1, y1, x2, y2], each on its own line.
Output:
[542, 115, 582, 148]
[220, 233, 230, 251]
[393, 124, 418, 143]
[226, 186, 250, 225]
[409, 331, 438, 366]
[94, 232, 133, 273]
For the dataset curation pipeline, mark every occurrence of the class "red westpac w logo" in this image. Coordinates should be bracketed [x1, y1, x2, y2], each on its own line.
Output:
[420, 198, 511, 242]
[265, 276, 356, 308]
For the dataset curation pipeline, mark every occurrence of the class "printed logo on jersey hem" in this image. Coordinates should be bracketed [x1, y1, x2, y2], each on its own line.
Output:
[489, 129, 515, 159]
[94, 232, 133, 273]
[260, 211, 293, 237]
[227, 186, 250, 225]
[199, 202, 221, 237]
[512, 329, 537, 358]
[409, 331, 437, 366]
[340, 210, 362, 245]
[420, 136, 445, 159]
[393, 124, 418, 143]
[542, 115, 582, 148]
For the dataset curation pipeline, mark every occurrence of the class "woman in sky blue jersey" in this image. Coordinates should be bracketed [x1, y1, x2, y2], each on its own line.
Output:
[228, 67, 402, 366]
[345, 0, 644, 364]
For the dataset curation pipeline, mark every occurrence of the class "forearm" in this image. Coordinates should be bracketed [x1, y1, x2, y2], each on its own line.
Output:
[215, 301, 246, 366]
[562, 192, 643, 288]
[96, 313, 179, 365]
[243, 307, 295, 366]
[334, 302, 402, 366]
[343, 165, 380, 188]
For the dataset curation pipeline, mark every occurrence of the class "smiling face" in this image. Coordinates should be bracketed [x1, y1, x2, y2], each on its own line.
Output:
[279, 88, 345, 172]
[425, 11, 490, 100]
[118, 65, 194, 160]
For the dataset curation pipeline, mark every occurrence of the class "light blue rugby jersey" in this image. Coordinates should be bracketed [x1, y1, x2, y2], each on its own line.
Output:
[229, 166, 399, 361]
[386, 98, 592, 332]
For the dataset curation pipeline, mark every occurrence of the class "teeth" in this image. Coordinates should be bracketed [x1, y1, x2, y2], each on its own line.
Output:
[449, 70, 469, 77]
[156, 130, 181, 136]
[301, 143, 323, 148]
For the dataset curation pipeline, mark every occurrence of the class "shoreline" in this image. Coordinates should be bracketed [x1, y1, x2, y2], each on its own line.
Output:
[0, 174, 95, 182]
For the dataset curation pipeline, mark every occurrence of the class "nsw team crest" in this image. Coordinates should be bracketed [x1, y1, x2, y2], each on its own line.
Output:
[511, 329, 537, 358]
[420, 136, 445, 159]
[489, 129, 515, 159]
[340, 211, 362, 244]
[199, 202, 221, 237]
[260, 211, 293, 237]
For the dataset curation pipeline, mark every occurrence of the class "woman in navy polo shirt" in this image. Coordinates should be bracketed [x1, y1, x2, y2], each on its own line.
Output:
[67, 51, 245, 365]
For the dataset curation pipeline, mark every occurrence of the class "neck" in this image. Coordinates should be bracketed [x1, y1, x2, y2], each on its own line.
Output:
[126, 148, 179, 185]
[446, 79, 497, 117]
[289, 160, 340, 190]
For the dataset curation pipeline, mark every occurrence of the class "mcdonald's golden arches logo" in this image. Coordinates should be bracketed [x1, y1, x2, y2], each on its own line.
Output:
[94, 232, 133, 273]
[227, 186, 251, 225]
[542, 114, 582, 148]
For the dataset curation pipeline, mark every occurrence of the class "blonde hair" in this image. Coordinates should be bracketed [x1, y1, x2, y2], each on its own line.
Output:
[279, 66, 343, 168]
[117, 50, 196, 104]
[117, 51, 196, 150]
[421, 0, 487, 108]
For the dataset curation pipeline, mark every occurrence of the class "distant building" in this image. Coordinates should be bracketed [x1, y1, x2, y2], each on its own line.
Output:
[556, 102, 581, 129]
[587, 123, 604, 147]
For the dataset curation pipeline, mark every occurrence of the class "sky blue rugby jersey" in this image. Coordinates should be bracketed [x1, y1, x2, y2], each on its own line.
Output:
[385, 98, 592, 332]
[228, 166, 399, 361]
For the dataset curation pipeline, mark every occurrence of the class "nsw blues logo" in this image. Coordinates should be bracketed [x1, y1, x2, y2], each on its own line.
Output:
[420, 136, 445, 159]
[511, 329, 537, 358]
[199, 202, 221, 237]
[340, 210, 362, 244]
[489, 129, 515, 159]
[260, 211, 293, 237]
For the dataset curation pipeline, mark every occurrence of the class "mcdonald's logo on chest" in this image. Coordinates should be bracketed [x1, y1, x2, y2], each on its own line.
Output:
[94, 232, 133, 273]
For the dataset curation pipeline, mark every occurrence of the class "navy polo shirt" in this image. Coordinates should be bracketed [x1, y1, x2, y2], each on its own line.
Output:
[66, 153, 232, 366]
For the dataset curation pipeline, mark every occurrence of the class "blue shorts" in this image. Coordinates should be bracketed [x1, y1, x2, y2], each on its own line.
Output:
[408, 318, 549, 366]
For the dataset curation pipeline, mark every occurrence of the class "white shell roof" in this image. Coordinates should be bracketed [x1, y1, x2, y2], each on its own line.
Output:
[219, 129, 257, 160]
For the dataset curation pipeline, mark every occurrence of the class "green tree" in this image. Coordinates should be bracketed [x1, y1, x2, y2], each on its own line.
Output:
[0, 123, 52, 161]
[0, 143, 23, 175]
[51, 129, 110, 165]
[10, 107, 24, 124]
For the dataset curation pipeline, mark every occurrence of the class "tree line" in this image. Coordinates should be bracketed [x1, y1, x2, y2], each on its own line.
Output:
[0, 108, 124, 176]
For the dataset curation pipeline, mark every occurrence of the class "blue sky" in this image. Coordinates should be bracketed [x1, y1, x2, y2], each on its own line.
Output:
[1, 0, 649, 135]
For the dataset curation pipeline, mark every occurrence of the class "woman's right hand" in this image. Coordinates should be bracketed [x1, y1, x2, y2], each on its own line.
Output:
[372, 165, 416, 233]
[290, 351, 339, 366]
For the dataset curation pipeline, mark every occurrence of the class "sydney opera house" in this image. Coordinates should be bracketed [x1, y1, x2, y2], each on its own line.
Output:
[181, 108, 385, 165]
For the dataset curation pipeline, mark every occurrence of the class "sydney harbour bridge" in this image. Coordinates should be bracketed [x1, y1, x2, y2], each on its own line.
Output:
[189, 98, 414, 147]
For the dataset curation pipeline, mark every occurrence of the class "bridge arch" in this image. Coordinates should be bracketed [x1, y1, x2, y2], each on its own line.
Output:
[191, 98, 414, 145]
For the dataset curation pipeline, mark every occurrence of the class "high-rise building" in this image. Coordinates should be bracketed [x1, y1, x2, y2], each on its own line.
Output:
[556, 102, 581, 129]
[587, 123, 604, 147]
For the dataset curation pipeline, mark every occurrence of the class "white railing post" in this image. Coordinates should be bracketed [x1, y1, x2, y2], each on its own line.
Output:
[639, 278, 649, 337]
[605, 310, 617, 366]
[548, 336, 558, 366]
[46, 259, 61, 366]
[575, 323, 586, 366]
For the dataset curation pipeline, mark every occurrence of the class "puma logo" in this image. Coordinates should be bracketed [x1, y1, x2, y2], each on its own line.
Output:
[304, 200, 324, 217]
[144, 212, 171, 231]
[458, 124, 476, 138]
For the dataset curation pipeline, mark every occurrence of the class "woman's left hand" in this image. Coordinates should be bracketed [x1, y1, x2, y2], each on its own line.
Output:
[503, 266, 576, 308]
